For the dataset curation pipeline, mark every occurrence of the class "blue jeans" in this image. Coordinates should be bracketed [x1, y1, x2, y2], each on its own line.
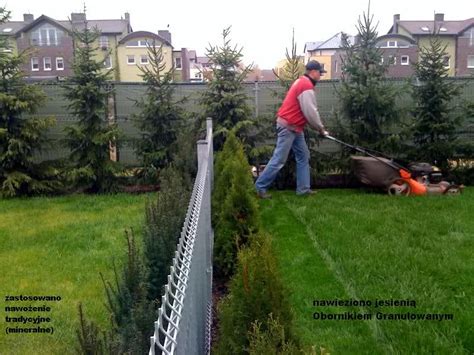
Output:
[255, 124, 311, 194]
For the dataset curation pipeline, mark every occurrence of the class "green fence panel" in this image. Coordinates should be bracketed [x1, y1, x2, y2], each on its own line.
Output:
[25, 78, 474, 166]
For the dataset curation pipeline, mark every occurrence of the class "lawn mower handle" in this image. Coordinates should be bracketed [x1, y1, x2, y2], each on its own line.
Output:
[323, 135, 405, 171]
[324, 135, 373, 156]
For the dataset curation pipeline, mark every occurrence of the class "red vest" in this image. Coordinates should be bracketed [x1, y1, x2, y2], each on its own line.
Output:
[277, 75, 314, 132]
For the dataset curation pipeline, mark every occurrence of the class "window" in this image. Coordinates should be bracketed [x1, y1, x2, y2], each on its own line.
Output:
[127, 55, 135, 64]
[99, 36, 109, 49]
[0, 43, 11, 52]
[389, 55, 396, 65]
[397, 40, 410, 48]
[467, 55, 474, 68]
[401, 55, 409, 65]
[30, 31, 40, 45]
[175, 57, 182, 69]
[443, 56, 450, 68]
[31, 25, 60, 46]
[126, 39, 151, 47]
[48, 28, 56, 44]
[31, 57, 39, 71]
[387, 40, 397, 47]
[40, 28, 48, 44]
[140, 55, 149, 64]
[104, 56, 112, 69]
[126, 40, 138, 47]
[56, 57, 64, 70]
[334, 60, 338, 73]
[0, 38, 12, 52]
[44, 57, 52, 71]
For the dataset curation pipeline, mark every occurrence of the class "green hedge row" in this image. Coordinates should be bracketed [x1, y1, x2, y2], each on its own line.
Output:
[212, 133, 312, 354]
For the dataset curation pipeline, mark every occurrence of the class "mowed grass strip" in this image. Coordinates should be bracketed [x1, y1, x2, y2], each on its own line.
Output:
[260, 188, 473, 354]
[0, 193, 151, 354]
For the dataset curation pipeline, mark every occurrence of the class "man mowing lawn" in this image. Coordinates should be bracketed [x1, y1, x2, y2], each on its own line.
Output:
[255, 60, 329, 199]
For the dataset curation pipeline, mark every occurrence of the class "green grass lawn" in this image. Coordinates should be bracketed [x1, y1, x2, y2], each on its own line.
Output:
[0, 193, 151, 354]
[260, 188, 473, 354]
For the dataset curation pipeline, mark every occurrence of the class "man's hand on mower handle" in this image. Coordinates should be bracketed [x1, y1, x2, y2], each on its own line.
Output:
[319, 129, 329, 137]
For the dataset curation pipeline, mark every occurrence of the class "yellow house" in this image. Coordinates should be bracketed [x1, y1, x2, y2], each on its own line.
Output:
[92, 34, 121, 81]
[117, 31, 173, 82]
[307, 52, 333, 78]
[273, 56, 305, 80]
[305, 32, 353, 80]
[417, 37, 456, 77]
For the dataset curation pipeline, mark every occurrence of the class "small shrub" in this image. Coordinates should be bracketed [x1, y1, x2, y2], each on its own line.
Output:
[213, 133, 259, 277]
[101, 230, 155, 354]
[449, 166, 474, 186]
[212, 132, 247, 223]
[75, 303, 119, 355]
[144, 166, 190, 302]
[248, 314, 303, 355]
[171, 126, 198, 188]
[214, 233, 296, 354]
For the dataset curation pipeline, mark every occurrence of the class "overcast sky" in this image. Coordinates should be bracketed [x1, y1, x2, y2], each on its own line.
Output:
[5, 0, 474, 68]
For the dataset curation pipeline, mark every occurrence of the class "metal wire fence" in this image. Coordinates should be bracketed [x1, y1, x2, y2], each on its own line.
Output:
[148, 118, 213, 355]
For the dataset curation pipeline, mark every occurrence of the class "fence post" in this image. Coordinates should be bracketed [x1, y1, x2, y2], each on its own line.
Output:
[253, 81, 259, 117]
[206, 117, 214, 188]
[107, 83, 117, 162]
[204, 118, 213, 355]
[197, 140, 207, 172]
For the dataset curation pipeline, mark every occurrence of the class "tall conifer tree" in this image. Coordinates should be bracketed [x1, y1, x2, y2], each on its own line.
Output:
[338, 7, 399, 150]
[0, 7, 58, 197]
[63, 11, 120, 193]
[133, 42, 187, 181]
[410, 35, 461, 169]
[200, 27, 253, 151]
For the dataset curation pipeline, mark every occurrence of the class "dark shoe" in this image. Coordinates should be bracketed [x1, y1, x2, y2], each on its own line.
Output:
[297, 189, 317, 196]
[257, 191, 272, 199]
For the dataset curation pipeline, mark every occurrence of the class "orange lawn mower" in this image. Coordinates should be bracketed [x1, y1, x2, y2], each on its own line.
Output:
[324, 135, 464, 196]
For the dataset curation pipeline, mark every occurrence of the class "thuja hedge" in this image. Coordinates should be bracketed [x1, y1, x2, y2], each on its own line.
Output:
[213, 132, 259, 277]
[212, 134, 307, 354]
[214, 233, 302, 354]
